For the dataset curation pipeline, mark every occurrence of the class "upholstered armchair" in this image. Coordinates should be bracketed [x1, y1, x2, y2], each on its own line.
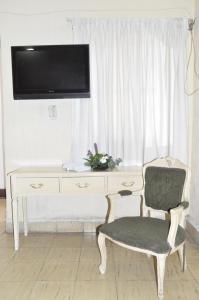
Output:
[98, 157, 190, 300]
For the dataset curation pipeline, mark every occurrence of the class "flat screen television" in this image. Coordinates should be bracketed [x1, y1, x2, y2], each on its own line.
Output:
[11, 44, 90, 100]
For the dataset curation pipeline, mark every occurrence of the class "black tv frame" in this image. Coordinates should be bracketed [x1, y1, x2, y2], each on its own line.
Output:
[11, 44, 90, 100]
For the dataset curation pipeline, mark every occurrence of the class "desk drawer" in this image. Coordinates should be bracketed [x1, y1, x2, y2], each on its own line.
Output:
[61, 177, 105, 195]
[14, 178, 59, 194]
[108, 175, 143, 193]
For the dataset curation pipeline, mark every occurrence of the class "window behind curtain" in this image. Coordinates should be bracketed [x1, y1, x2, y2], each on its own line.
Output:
[70, 18, 188, 166]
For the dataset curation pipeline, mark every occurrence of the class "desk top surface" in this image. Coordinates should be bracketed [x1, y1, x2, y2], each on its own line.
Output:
[8, 166, 142, 177]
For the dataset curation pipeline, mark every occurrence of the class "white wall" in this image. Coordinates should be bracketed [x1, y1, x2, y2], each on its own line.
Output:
[0, 0, 195, 226]
[0, 56, 5, 188]
[189, 0, 199, 231]
[0, 0, 195, 15]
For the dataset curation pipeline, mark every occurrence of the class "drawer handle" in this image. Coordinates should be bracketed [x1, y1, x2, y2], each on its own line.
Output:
[30, 183, 44, 189]
[76, 183, 89, 188]
[122, 181, 135, 187]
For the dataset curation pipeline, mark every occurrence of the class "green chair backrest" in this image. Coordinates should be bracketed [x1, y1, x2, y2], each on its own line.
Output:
[145, 166, 186, 211]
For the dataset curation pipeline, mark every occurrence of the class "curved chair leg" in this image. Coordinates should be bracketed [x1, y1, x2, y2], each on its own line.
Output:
[98, 233, 107, 274]
[178, 244, 186, 272]
[157, 254, 166, 300]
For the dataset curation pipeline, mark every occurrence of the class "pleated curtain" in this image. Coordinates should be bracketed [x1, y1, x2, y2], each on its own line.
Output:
[70, 18, 188, 166]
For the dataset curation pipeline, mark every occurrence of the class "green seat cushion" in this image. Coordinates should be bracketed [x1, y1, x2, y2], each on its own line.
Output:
[145, 167, 186, 211]
[99, 217, 185, 254]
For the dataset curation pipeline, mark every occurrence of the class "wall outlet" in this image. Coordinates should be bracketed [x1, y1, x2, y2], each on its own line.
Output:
[48, 105, 57, 120]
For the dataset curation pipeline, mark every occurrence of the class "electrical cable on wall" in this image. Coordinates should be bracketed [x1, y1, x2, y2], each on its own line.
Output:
[184, 18, 199, 96]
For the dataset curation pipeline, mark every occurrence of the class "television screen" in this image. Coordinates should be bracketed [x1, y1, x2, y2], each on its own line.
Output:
[11, 44, 90, 100]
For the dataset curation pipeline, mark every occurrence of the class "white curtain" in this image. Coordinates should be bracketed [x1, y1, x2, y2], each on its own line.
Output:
[70, 18, 188, 166]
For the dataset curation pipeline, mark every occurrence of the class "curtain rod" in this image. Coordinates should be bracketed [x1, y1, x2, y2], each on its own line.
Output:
[67, 17, 195, 31]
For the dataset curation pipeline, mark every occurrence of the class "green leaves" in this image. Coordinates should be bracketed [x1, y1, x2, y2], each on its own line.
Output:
[84, 144, 122, 170]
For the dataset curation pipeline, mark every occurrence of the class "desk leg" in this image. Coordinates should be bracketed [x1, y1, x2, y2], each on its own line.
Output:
[22, 197, 28, 236]
[12, 197, 19, 251]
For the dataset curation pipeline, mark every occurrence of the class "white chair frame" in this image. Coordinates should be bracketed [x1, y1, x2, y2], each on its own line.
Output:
[98, 157, 190, 300]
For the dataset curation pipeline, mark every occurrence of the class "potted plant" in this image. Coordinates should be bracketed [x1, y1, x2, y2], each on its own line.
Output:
[84, 143, 122, 171]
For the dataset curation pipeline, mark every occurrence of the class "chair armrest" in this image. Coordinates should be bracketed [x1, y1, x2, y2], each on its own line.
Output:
[106, 193, 121, 223]
[180, 201, 189, 210]
[107, 189, 144, 223]
[133, 188, 144, 196]
[167, 202, 189, 249]
[106, 190, 133, 223]
[118, 188, 144, 197]
[118, 190, 133, 196]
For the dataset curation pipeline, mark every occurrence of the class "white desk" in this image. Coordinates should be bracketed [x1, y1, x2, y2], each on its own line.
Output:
[8, 166, 143, 250]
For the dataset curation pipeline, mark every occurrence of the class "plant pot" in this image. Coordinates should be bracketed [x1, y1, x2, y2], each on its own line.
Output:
[92, 163, 109, 171]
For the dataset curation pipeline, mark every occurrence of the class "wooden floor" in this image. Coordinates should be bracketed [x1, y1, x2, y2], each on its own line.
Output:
[0, 198, 199, 299]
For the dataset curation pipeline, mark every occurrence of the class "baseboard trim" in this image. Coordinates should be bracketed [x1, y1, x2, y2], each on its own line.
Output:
[5, 218, 199, 242]
[6, 220, 104, 233]
[186, 220, 199, 246]
[0, 189, 6, 198]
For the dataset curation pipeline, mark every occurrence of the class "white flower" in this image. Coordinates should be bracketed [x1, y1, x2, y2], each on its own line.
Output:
[100, 157, 107, 164]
